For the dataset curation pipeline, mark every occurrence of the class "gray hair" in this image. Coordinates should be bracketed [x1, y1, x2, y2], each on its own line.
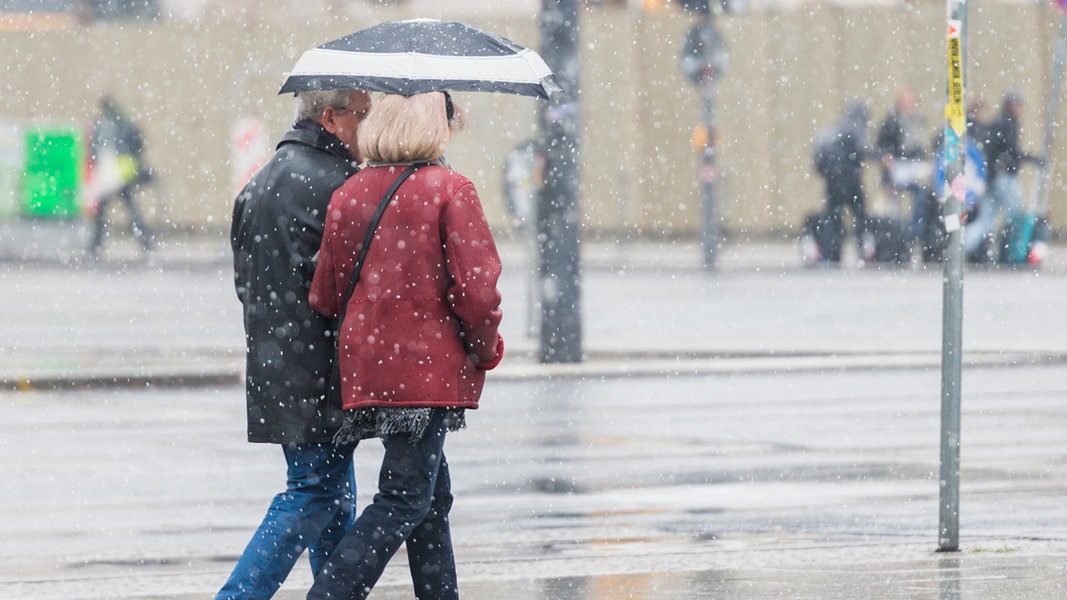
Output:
[295, 89, 352, 123]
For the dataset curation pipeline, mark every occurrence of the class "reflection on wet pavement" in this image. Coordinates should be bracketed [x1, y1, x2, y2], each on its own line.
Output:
[332, 367, 1067, 600]
[5, 365, 1067, 598]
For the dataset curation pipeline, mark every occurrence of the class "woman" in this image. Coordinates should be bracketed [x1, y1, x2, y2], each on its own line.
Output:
[307, 91, 503, 600]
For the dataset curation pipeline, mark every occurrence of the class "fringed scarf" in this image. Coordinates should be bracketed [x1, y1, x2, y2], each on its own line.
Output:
[333, 407, 467, 445]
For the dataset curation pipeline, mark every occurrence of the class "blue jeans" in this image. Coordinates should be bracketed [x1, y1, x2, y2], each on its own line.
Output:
[965, 174, 1024, 255]
[216, 442, 357, 600]
[308, 409, 457, 600]
[903, 183, 931, 242]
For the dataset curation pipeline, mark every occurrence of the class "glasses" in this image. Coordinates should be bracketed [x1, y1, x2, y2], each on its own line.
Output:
[331, 106, 369, 119]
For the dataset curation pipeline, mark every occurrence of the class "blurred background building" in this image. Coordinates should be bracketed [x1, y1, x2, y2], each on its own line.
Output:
[0, 0, 1060, 246]
[0, 0, 1023, 24]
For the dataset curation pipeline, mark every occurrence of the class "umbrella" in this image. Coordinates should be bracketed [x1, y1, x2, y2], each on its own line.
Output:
[278, 19, 564, 100]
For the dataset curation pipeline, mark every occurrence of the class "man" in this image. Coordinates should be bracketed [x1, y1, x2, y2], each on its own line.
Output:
[876, 89, 931, 242]
[963, 91, 1042, 260]
[87, 94, 154, 259]
[813, 100, 873, 263]
[218, 89, 370, 600]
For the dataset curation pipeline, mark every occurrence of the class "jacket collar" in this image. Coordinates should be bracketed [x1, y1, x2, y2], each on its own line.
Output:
[365, 157, 450, 169]
[279, 120, 354, 163]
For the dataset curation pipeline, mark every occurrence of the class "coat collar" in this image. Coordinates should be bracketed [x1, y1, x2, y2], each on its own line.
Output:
[280, 120, 354, 163]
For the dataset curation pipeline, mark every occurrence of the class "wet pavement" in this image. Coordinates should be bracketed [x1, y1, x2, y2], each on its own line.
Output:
[3, 223, 1067, 599]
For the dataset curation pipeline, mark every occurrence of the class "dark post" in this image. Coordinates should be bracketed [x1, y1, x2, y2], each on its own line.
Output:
[679, 3, 727, 270]
[538, 0, 582, 364]
[1033, 13, 1067, 214]
[699, 77, 719, 269]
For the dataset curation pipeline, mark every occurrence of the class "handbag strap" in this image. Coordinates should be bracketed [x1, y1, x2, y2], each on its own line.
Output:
[337, 162, 426, 325]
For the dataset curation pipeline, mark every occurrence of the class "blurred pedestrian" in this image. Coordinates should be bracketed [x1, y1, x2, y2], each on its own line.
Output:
[812, 100, 875, 263]
[306, 91, 504, 600]
[219, 88, 371, 600]
[930, 97, 991, 216]
[965, 95, 992, 155]
[86, 94, 153, 258]
[876, 89, 932, 241]
[963, 91, 1044, 259]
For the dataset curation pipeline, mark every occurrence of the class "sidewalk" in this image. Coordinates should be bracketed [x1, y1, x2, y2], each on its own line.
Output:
[4, 359, 1067, 599]
[4, 224, 1067, 599]
[4, 221, 1067, 390]
[0, 221, 802, 391]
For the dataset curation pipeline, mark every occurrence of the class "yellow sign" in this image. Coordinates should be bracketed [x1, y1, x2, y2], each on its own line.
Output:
[945, 19, 965, 136]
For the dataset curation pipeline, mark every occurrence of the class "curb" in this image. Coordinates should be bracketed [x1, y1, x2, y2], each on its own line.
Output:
[5, 350, 1067, 391]
[1, 366, 243, 392]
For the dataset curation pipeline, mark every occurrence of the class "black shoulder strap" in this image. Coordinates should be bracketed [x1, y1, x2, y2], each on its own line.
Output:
[337, 162, 426, 324]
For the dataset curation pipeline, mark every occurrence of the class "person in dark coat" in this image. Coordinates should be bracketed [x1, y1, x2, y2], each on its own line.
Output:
[86, 94, 153, 258]
[814, 100, 874, 263]
[306, 92, 503, 600]
[963, 91, 1043, 258]
[876, 89, 931, 241]
[218, 88, 370, 600]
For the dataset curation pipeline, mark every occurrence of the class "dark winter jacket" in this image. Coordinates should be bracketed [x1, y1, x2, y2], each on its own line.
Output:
[309, 164, 504, 413]
[815, 102, 871, 188]
[231, 122, 359, 443]
[92, 99, 144, 160]
[876, 109, 926, 161]
[984, 113, 1032, 180]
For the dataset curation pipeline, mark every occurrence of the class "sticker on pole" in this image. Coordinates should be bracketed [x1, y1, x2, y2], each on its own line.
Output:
[945, 19, 965, 137]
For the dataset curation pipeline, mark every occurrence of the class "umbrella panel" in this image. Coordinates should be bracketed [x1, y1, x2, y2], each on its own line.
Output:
[279, 19, 564, 100]
[321, 20, 524, 57]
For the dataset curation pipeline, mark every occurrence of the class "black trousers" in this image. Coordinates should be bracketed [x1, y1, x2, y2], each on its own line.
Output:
[823, 175, 867, 262]
[88, 184, 152, 255]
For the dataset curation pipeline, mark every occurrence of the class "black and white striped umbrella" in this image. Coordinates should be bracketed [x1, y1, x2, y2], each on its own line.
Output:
[279, 19, 564, 100]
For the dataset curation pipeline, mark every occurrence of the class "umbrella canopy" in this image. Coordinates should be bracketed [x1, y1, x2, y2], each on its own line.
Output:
[279, 19, 564, 100]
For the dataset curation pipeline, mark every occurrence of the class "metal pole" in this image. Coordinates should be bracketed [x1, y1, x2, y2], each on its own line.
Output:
[699, 76, 718, 270]
[1033, 14, 1067, 215]
[678, 5, 725, 270]
[538, 0, 582, 364]
[938, 0, 967, 554]
[686, 9, 726, 270]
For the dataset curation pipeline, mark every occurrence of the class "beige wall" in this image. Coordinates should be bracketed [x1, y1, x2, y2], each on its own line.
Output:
[1, 4, 1062, 238]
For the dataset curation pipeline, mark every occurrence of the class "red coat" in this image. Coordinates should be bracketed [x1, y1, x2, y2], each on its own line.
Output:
[309, 164, 503, 412]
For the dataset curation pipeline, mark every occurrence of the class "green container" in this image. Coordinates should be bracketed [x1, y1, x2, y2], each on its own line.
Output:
[21, 127, 82, 219]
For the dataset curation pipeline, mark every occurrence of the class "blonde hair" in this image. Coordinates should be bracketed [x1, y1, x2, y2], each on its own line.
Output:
[358, 92, 459, 163]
